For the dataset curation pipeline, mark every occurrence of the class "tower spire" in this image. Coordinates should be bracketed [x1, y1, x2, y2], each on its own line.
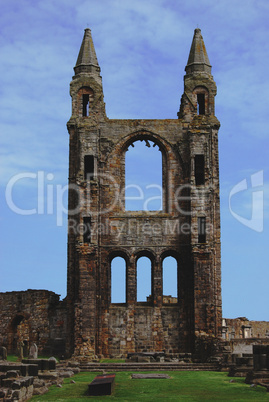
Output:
[69, 28, 106, 120]
[185, 28, 211, 75]
[74, 28, 101, 78]
[178, 28, 217, 119]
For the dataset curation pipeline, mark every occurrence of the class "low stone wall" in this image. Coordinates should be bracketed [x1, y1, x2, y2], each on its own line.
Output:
[0, 359, 80, 401]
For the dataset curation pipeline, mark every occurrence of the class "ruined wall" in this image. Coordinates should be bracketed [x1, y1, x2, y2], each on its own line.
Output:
[107, 305, 180, 357]
[0, 290, 67, 356]
[223, 317, 269, 340]
[65, 28, 222, 359]
[67, 117, 221, 358]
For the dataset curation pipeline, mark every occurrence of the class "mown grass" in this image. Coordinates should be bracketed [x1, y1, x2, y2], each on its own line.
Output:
[30, 371, 268, 401]
[7, 354, 18, 362]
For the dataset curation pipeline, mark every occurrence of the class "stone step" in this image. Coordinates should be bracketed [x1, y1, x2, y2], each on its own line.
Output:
[79, 363, 219, 372]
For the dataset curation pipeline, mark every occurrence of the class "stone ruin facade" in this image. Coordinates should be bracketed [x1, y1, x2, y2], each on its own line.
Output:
[65, 27, 222, 359]
[0, 28, 268, 363]
[11, 27, 269, 363]
[0, 28, 223, 360]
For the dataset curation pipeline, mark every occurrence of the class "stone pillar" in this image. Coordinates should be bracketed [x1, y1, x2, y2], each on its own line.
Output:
[153, 256, 162, 307]
[127, 256, 136, 305]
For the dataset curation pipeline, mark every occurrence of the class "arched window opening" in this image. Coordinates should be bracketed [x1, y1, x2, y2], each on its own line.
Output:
[162, 256, 178, 303]
[125, 139, 162, 211]
[137, 256, 152, 302]
[111, 257, 126, 303]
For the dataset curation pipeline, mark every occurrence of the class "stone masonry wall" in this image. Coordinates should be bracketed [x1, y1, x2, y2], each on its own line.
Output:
[107, 305, 180, 357]
[0, 290, 67, 357]
[224, 317, 269, 340]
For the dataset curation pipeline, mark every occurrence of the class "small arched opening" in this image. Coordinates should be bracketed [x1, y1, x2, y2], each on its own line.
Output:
[136, 255, 152, 303]
[8, 314, 30, 354]
[111, 256, 127, 304]
[162, 255, 178, 304]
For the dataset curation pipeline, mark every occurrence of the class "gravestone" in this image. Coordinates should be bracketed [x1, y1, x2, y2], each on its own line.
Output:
[29, 343, 38, 359]
[17, 341, 24, 360]
[23, 341, 29, 358]
[88, 374, 116, 396]
[0, 346, 7, 360]
[253, 345, 269, 371]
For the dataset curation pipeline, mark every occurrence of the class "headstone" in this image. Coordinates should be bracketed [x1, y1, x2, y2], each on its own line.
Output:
[88, 374, 115, 396]
[0, 346, 7, 360]
[17, 341, 24, 360]
[253, 345, 268, 371]
[29, 343, 38, 359]
[23, 341, 29, 358]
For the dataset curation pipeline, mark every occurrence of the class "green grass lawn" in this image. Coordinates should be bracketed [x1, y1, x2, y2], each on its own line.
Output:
[30, 371, 268, 401]
[6, 354, 18, 362]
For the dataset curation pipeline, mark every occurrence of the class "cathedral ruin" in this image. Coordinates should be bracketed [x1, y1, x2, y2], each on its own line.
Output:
[1, 28, 225, 360]
[65, 27, 222, 358]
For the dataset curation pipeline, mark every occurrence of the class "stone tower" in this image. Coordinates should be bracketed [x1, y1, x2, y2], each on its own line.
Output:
[66, 28, 222, 359]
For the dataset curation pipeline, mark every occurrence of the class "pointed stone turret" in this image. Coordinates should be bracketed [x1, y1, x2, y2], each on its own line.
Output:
[68, 28, 106, 120]
[178, 28, 217, 119]
[74, 28, 101, 79]
[185, 28, 211, 75]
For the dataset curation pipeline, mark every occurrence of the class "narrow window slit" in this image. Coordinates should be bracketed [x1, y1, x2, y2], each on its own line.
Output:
[198, 217, 206, 243]
[83, 94, 90, 116]
[195, 155, 205, 185]
[197, 93, 205, 115]
[83, 217, 91, 243]
[84, 155, 94, 180]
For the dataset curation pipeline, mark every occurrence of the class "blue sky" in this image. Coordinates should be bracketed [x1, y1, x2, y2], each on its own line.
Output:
[1, 0, 268, 321]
